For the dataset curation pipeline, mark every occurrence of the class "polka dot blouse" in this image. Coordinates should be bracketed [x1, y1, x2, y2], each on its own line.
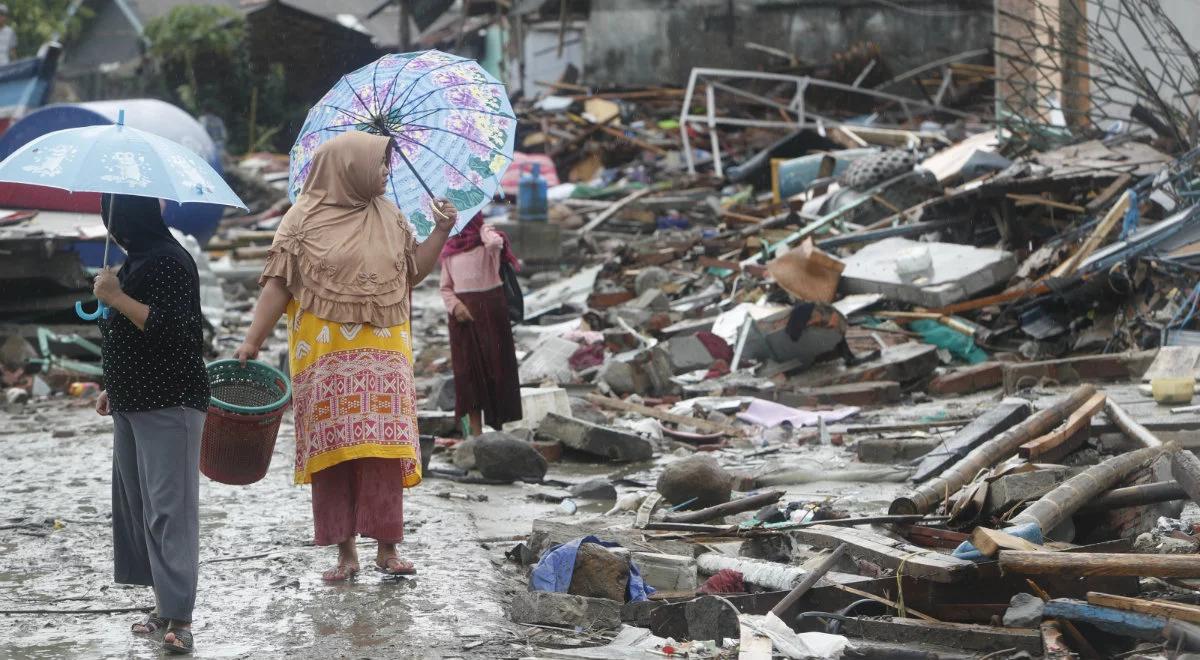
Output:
[100, 257, 210, 413]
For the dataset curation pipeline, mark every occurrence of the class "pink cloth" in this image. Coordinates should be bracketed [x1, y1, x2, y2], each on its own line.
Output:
[311, 458, 406, 545]
[440, 224, 504, 314]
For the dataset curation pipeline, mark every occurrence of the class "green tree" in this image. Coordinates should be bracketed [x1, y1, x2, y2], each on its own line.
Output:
[144, 5, 294, 154]
[8, 0, 89, 57]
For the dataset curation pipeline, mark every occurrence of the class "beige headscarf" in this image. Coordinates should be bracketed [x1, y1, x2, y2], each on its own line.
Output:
[260, 132, 418, 328]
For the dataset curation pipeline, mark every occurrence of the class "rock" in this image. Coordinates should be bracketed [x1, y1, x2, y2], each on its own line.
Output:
[451, 437, 480, 471]
[568, 396, 611, 426]
[537, 413, 654, 462]
[568, 542, 629, 602]
[569, 479, 618, 501]
[1002, 593, 1045, 628]
[664, 334, 715, 374]
[1134, 532, 1200, 555]
[656, 455, 732, 508]
[4, 387, 28, 406]
[510, 591, 621, 630]
[428, 375, 456, 412]
[472, 432, 548, 482]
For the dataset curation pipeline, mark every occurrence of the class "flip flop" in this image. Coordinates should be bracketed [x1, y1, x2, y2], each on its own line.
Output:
[131, 614, 167, 635]
[163, 627, 194, 655]
[375, 557, 417, 576]
[321, 564, 359, 582]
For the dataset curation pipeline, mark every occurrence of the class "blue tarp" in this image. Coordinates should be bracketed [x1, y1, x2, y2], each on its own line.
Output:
[530, 536, 655, 602]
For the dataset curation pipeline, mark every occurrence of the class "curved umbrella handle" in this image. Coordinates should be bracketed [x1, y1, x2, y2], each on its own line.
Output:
[75, 300, 109, 321]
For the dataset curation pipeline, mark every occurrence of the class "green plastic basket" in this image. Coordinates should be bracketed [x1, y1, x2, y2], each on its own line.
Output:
[207, 359, 292, 415]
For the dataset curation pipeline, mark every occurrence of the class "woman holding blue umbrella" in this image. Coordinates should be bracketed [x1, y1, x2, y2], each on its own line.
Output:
[93, 194, 209, 655]
[235, 132, 456, 581]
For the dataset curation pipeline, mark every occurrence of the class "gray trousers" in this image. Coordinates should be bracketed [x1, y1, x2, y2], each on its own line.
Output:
[111, 407, 205, 622]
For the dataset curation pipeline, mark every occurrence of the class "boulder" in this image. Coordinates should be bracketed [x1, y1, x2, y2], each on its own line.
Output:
[451, 437, 480, 471]
[472, 432, 548, 482]
[656, 455, 732, 508]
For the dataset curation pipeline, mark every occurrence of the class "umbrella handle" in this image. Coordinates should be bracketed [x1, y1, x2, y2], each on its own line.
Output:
[75, 300, 109, 321]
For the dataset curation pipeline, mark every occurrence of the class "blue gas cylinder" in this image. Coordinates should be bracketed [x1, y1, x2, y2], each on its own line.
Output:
[518, 163, 548, 222]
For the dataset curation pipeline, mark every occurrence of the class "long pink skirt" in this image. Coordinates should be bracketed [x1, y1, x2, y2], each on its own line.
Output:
[310, 457, 405, 546]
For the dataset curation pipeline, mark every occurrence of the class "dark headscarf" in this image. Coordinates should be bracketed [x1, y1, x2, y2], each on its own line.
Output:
[439, 213, 519, 269]
[102, 193, 201, 297]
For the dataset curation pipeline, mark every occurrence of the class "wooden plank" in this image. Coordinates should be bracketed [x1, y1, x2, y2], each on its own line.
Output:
[786, 524, 977, 583]
[587, 393, 742, 437]
[579, 188, 656, 233]
[1142, 346, 1200, 382]
[836, 617, 1042, 654]
[1019, 392, 1106, 460]
[1007, 193, 1087, 213]
[662, 491, 784, 525]
[901, 525, 971, 549]
[1088, 591, 1200, 625]
[970, 527, 1045, 558]
[1001, 551, 1200, 577]
[1085, 173, 1132, 214]
[1051, 190, 1132, 277]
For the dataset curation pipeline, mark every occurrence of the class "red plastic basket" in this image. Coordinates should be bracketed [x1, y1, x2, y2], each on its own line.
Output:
[200, 360, 291, 485]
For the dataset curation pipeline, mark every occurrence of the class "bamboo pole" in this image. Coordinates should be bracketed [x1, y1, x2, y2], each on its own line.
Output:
[1077, 480, 1187, 512]
[889, 385, 1097, 515]
[1106, 400, 1200, 504]
[661, 491, 784, 524]
[1008, 444, 1168, 533]
[1001, 551, 1200, 577]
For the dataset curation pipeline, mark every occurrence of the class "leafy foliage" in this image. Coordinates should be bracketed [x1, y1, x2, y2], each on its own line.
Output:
[144, 6, 296, 154]
[8, 0, 90, 56]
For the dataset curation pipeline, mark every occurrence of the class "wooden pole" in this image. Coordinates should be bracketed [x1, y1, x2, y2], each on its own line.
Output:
[1018, 392, 1106, 460]
[890, 385, 1097, 515]
[1104, 400, 1163, 448]
[1008, 444, 1167, 533]
[769, 544, 848, 618]
[579, 188, 656, 233]
[1001, 551, 1200, 577]
[662, 490, 784, 525]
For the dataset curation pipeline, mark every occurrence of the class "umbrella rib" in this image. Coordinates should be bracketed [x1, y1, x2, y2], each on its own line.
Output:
[396, 123, 514, 160]
[402, 105, 517, 121]
[393, 59, 471, 113]
[378, 49, 429, 112]
[322, 104, 374, 127]
[339, 75, 379, 126]
[398, 82, 511, 118]
[390, 133, 489, 199]
[392, 140, 438, 200]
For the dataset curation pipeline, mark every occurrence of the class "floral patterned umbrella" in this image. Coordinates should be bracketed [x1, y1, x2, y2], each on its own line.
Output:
[289, 50, 516, 241]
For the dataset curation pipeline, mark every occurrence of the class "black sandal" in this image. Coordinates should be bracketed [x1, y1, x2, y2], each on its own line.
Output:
[163, 627, 194, 655]
[131, 614, 166, 635]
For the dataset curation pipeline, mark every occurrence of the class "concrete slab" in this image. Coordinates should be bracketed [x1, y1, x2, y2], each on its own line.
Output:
[840, 237, 1017, 307]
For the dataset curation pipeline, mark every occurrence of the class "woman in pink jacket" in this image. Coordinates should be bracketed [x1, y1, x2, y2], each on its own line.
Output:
[439, 214, 522, 435]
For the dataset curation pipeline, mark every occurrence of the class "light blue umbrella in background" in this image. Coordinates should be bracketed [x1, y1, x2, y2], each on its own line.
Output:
[0, 109, 248, 319]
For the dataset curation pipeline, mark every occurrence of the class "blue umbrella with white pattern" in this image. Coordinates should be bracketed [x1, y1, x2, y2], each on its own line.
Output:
[0, 109, 248, 319]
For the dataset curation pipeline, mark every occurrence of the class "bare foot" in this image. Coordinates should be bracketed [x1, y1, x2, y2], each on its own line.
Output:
[375, 543, 416, 575]
[322, 539, 360, 582]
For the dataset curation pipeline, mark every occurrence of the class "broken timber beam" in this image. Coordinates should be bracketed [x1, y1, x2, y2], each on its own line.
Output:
[1008, 444, 1167, 534]
[1018, 391, 1106, 460]
[661, 491, 784, 524]
[970, 527, 1044, 558]
[891, 385, 1096, 515]
[1001, 551, 1200, 578]
[783, 524, 977, 583]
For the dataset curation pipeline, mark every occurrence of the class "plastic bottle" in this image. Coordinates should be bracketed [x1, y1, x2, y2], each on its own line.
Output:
[517, 163, 548, 222]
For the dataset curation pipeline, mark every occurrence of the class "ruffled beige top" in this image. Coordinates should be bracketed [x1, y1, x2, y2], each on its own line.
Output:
[260, 132, 418, 328]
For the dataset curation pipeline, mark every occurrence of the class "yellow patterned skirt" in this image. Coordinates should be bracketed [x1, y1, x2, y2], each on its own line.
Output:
[286, 300, 422, 486]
